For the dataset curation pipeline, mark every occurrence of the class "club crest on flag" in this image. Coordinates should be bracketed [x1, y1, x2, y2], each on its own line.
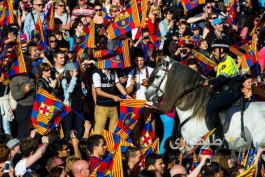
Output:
[141, 131, 152, 146]
[2, 61, 14, 73]
[38, 102, 54, 124]
[115, 13, 130, 28]
[123, 112, 135, 127]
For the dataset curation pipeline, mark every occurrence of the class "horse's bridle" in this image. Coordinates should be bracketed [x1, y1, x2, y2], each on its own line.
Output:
[150, 62, 170, 97]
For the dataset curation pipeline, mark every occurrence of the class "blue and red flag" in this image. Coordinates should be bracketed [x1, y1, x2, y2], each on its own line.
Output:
[31, 88, 72, 135]
[140, 114, 155, 148]
[74, 32, 88, 55]
[3, 0, 14, 25]
[115, 99, 146, 133]
[227, 0, 236, 25]
[139, 138, 159, 169]
[0, 6, 6, 26]
[31, 14, 47, 50]
[229, 35, 254, 70]
[192, 49, 217, 75]
[181, 0, 205, 13]
[90, 152, 113, 177]
[3, 37, 27, 78]
[44, 1, 55, 30]
[107, 0, 141, 39]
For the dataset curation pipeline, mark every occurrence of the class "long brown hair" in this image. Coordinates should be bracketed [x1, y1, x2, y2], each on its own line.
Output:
[205, 12, 217, 28]
[36, 63, 51, 80]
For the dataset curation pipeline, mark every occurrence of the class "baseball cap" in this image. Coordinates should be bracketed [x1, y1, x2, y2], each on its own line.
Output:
[6, 138, 20, 150]
[212, 18, 223, 26]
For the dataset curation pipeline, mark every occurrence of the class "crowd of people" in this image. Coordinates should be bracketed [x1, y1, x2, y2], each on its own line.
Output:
[0, 0, 264, 176]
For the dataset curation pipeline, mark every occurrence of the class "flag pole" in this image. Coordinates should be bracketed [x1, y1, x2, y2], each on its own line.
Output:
[71, 109, 86, 121]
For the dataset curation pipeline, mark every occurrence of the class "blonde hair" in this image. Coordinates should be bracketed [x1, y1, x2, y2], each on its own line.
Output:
[148, 5, 161, 18]
[65, 156, 80, 175]
[109, 5, 118, 13]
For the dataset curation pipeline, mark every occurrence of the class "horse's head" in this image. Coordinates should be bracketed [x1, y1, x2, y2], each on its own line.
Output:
[145, 56, 172, 103]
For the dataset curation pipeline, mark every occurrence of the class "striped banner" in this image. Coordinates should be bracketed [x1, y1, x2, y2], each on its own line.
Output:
[87, 20, 96, 48]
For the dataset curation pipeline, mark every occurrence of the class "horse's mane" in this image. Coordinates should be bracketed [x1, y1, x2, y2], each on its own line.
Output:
[149, 60, 215, 120]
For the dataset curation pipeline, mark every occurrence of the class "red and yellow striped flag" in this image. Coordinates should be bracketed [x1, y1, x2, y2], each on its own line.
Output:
[237, 164, 256, 177]
[87, 20, 96, 48]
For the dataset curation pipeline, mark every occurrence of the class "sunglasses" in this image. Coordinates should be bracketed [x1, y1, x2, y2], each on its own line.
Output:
[43, 68, 51, 72]
[6, 51, 12, 54]
[112, 10, 118, 12]
[206, 6, 212, 9]
[58, 4, 65, 7]
[211, 17, 217, 19]
[49, 40, 57, 43]
[143, 36, 150, 39]
[254, 19, 260, 22]
[95, 9, 102, 11]
[34, 3, 44, 6]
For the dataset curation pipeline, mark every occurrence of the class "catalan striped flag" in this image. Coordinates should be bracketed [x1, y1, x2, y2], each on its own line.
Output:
[31, 88, 72, 135]
[100, 129, 132, 153]
[192, 49, 217, 75]
[107, 146, 124, 177]
[242, 147, 250, 167]
[140, 114, 155, 148]
[87, 20, 96, 48]
[0, 6, 6, 26]
[3, 0, 14, 24]
[200, 128, 216, 142]
[115, 99, 145, 133]
[93, 49, 115, 58]
[3, 37, 27, 77]
[117, 121, 137, 143]
[237, 164, 257, 177]
[177, 152, 183, 165]
[181, 0, 205, 13]
[253, 86, 265, 99]
[140, 0, 148, 27]
[107, 0, 141, 39]
[251, 34, 259, 62]
[45, 1, 55, 30]
[31, 14, 47, 49]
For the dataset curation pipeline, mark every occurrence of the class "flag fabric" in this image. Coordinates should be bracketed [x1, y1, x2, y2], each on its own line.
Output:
[229, 35, 254, 70]
[107, 0, 141, 39]
[251, 34, 259, 62]
[90, 152, 113, 177]
[0, 5, 6, 26]
[32, 14, 47, 49]
[191, 151, 198, 171]
[140, 114, 155, 148]
[117, 121, 137, 143]
[140, 0, 148, 27]
[227, 0, 237, 25]
[31, 88, 72, 135]
[100, 129, 132, 153]
[3, 37, 27, 77]
[177, 153, 184, 165]
[237, 164, 257, 177]
[242, 147, 250, 167]
[3, 0, 14, 25]
[115, 99, 146, 133]
[87, 20, 96, 48]
[192, 49, 217, 75]
[139, 138, 159, 169]
[93, 49, 116, 58]
[108, 146, 124, 177]
[181, 0, 205, 13]
[45, 1, 55, 30]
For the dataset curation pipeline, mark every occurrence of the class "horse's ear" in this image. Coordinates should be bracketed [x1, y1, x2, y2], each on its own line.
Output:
[162, 56, 170, 67]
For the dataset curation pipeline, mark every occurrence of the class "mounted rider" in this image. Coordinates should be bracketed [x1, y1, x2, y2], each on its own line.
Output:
[203, 39, 242, 149]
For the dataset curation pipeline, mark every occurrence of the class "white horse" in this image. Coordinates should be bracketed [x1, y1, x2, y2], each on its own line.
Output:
[145, 58, 265, 151]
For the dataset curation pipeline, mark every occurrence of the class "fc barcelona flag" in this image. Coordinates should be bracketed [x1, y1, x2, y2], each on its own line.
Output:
[181, 0, 205, 13]
[115, 99, 146, 133]
[192, 49, 217, 75]
[45, 1, 55, 30]
[139, 138, 159, 169]
[107, 0, 141, 39]
[227, 0, 236, 25]
[3, 37, 27, 77]
[0, 5, 6, 26]
[140, 114, 155, 148]
[3, 0, 14, 24]
[237, 164, 256, 177]
[31, 14, 47, 49]
[31, 88, 72, 135]
[90, 152, 113, 177]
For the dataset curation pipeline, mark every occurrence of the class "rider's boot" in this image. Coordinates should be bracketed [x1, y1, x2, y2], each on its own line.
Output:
[210, 116, 229, 149]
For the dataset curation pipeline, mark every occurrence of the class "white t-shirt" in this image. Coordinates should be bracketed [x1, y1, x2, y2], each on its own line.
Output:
[126, 67, 154, 105]
[93, 70, 119, 88]
[15, 159, 32, 175]
[54, 13, 70, 26]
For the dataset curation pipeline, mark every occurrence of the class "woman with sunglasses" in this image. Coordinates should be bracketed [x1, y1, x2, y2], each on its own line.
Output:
[202, 12, 217, 39]
[55, 0, 71, 31]
[36, 63, 57, 96]
[93, 3, 105, 40]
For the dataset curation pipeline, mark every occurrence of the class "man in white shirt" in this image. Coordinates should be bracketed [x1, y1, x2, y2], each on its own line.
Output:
[126, 50, 155, 145]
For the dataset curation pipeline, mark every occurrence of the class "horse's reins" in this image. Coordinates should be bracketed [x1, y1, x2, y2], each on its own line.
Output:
[151, 63, 170, 96]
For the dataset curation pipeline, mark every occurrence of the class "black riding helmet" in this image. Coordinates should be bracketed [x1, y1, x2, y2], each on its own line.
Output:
[211, 39, 230, 61]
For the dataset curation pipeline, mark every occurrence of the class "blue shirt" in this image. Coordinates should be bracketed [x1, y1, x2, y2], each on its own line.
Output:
[23, 10, 45, 40]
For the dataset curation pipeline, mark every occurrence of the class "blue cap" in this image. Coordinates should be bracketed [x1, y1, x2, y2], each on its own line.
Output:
[212, 18, 223, 26]
[192, 23, 201, 30]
